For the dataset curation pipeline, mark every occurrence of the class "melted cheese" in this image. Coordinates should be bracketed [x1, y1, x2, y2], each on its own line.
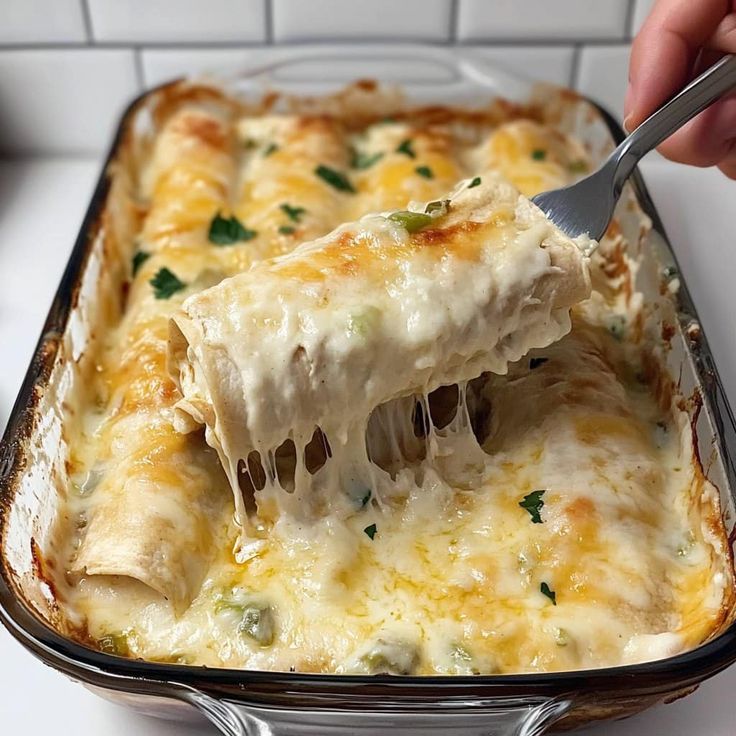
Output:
[168, 175, 591, 551]
[59, 93, 733, 675]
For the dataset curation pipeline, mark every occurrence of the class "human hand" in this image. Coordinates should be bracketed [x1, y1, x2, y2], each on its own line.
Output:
[625, 0, 736, 177]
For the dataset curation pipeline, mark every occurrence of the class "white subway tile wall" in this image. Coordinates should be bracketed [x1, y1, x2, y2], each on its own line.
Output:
[0, 49, 139, 154]
[577, 44, 631, 120]
[272, 0, 453, 42]
[87, 0, 267, 43]
[0, 0, 655, 154]
[632, 0, 656, 35]
[1, 0, 87, 44]
[456, 0, 630, 41]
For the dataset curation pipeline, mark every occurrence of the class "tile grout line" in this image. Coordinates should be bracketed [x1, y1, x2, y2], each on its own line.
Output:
[448, 0, 459, 44]
[451, 37, 634, 47]
[0, 40, 271, 51]
[0, 40, 636, 52]
[624, 0, 637, 40]
[79, 0, 94, 44]
[133, 46, 145, 90]
[265, 0, 275, 44]
[569, 43, 582, 90]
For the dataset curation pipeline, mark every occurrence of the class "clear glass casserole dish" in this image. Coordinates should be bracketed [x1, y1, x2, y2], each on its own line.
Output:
[2, 45, 736, 735]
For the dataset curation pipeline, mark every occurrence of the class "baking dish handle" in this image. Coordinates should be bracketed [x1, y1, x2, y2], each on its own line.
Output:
[217, 45, 533, 100]
[180, 687, 573, 736]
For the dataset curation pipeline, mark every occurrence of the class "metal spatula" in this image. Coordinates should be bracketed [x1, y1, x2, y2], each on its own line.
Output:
[533, 54, 736, 242]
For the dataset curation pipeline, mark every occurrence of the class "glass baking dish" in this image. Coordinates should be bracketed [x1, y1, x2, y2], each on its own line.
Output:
[2, 45, 736, 735]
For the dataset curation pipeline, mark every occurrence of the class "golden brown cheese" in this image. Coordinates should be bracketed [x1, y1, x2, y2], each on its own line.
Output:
[59, 88, 733, 674]
[350, 122, 463, 215]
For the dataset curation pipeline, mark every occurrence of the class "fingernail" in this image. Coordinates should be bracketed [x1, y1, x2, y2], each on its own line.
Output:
[623, 83, 634, 126]
[623, 114, 634, 133]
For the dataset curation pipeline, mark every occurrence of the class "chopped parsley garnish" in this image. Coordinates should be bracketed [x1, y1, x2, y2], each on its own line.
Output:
[607, 314, 627, 341]
[425, 199, 450, 215]
[131, 250, 150, 276]
[529, 357, 548, 370]
[663, 265, 678, 278]
[280, 203, 306, 222]
[568, 159, 588, 173]
[468, 176, 482, 189]
[351, 149, 384, 170]
[208, 213, 257, 245]
[519, 489, 546, 524]
[531, 149, 547, 161]
[279, 225, 295, 235]
[415, 165, 433, 179]
[540, 582, 557, 605]
[388, 210, 433, 233]
[263, 142, 279, 157]
[396, 138, 416, 158]
[150, 267, 186, 299]
[361, 489, 372, 507]
[364, 523, 377, 540]
[315, 164, 355, 193]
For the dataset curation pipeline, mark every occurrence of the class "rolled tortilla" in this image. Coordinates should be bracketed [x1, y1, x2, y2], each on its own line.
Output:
[73, 422, 227, 614]
[168, 173, 593, 539]
[72, 108, 357, 610]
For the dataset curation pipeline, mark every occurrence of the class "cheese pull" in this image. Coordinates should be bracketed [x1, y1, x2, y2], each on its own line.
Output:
[168, 173, 593, 550]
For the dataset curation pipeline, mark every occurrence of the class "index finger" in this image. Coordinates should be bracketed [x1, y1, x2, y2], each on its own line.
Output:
[626, 0, 730, 128]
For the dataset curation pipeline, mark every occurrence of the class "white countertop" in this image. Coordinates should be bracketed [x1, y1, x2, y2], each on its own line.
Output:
[0, 156, 735, 735]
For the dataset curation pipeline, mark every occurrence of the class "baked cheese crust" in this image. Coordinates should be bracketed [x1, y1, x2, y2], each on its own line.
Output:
[58, 83, 733, 674]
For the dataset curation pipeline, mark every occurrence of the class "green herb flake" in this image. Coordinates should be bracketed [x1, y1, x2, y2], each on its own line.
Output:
[279, 225, 296, 235]
[519, 489, 546, 524]
[263, 142, 279, 157]
[607, 314, 627, 341]
[361, 489, 372, 507]
[568, 159, 588, 173]
[540, 582, 557, 605]
[531, 149, 547, 161]
[364, 523, 377, 540]
[415, 165, 433, 179]
[388, 210, 433, 233]
[347, 307, 381, 339]
[351, 150, 384, 170]
[315, 164, 355, 193]
[280, 203, 306, 222]
[150, 267, 186, 300]
[208, 213, 257, 245]
[529, 357, 548, 370]
[663, 265, 678, 278]
[425, 199, 450, 215]
[239, 604, 275, 646]
[242, 138, 256, 149]
[396, 139, 416, 159]
[131, 250, 150, 276]
[468, 176, 482, 189]
[98, 632, 130, 657]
